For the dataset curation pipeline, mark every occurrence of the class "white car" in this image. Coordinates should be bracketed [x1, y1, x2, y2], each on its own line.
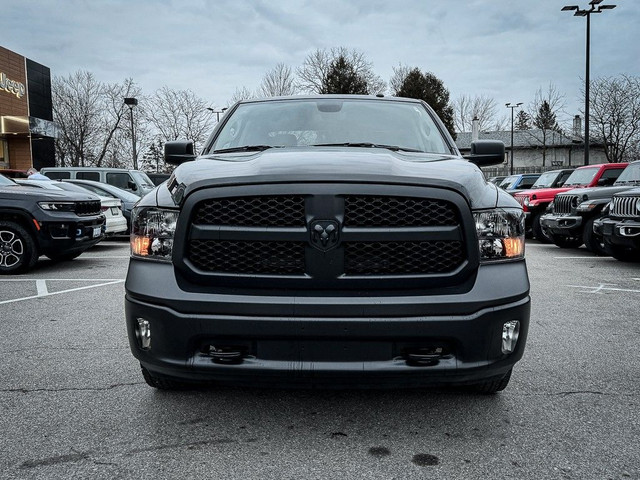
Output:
[15, 179, 128, 235]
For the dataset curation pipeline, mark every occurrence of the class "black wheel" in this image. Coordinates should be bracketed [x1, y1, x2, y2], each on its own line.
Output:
[0, 221, 38, 274]
[531, 213, 551, 243]
[46, 251, 83, 262]
[552, 235, 583, 249]
[141, 365, 193, 390]
[583, 217, 607, 256]
[606, 243, 640, 262]
[468, 369, 512, 394]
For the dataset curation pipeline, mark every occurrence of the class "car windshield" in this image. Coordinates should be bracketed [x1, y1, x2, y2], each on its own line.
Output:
[614, 163, 640, 185]
[499, 176, 518, 189]
[208, 98, 452, 156]
[563, 167, 598, 186]
[531, 171, 559, 188]
[0, 174, 16, 186]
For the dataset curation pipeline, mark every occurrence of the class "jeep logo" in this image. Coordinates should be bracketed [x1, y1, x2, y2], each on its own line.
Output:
[310, 220, 340, 251]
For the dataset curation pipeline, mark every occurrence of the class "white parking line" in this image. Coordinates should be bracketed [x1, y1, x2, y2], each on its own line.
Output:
[565, 283, 640, 294]
[554, 256, 611, 260]
[0, 279, 125, 305]
[76, 255, 131, 259]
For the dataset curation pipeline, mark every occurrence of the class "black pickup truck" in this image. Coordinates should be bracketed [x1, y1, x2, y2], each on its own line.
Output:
[125, 95, 530, 393]
[0, 174, 104, 273]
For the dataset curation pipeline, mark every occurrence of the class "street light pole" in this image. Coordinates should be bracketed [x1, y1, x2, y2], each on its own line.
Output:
[206, 107, 228, 122]
[124, 97, 138, 170]
[562, 0, 616, 166]
[506, 103, 522, 175]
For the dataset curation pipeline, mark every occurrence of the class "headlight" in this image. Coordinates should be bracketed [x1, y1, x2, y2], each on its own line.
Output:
[637, 199, 640, 213]
[576, 200, 600, 212]
[523, 197, 530, 207]
[474, 208, 525, 262]
[38, 201, 75, 212]
[130, 207, 178, 262]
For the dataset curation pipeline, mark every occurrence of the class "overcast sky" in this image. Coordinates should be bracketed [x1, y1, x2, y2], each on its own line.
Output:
[2, 0, 638, 129]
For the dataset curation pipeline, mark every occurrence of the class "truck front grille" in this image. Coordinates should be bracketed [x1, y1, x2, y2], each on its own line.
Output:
[611, 195, 640, 218]
[180, 187, 475, 289]
[553, 195, 578, 214]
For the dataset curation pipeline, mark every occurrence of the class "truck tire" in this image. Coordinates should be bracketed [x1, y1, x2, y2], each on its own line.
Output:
[531, 213, 551, 243]
[583, 217, 607, 256]
[0, 221, 39, 274]
[606, 244, 640, 263]
[141, 365, 193, 390]
[468, 368, 512, 394]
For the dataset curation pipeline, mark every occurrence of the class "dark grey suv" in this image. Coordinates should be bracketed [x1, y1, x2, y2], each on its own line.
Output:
[125, 95, 530, 392]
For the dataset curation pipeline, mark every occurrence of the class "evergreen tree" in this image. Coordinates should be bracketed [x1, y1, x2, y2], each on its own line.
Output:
[533, 101, 560, 166]
[320, 55, 368, 95]
[515, 110, 532, 130]
[394, 68, 456, 139]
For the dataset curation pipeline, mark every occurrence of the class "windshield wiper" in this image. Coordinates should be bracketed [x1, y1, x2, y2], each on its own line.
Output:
[311, 142, 423, 153]
[212, 145, 273, 154]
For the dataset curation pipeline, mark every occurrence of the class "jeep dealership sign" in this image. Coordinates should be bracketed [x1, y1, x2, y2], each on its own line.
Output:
[0, 72, 26, 98]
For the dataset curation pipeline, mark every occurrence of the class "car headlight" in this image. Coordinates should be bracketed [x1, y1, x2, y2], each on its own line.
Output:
[576, 200, 600, 212]
[38, 201, 75, 212]
[474, 208, 525, 262]
[523, 197, 530, 207]
[130, 207, 178, 262]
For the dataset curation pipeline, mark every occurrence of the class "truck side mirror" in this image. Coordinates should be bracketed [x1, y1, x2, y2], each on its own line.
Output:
[463, 140, 505, 167]
[165, 141, 196, 165]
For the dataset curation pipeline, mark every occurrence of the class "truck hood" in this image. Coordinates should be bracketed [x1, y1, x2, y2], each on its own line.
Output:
[559, 185, 637, 200]
[0, 185, 98, 202]
[514, 186, 575, 201]
[159, 147, 504, 209]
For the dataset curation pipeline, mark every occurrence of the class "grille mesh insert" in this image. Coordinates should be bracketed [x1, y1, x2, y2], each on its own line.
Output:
[344, 241, 464, 275]
[344, 196, 458, 227]
[189, 240, 306, 275]
[193, 196, 305, 227]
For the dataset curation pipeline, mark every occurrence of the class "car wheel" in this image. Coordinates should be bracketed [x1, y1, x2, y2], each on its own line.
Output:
[552, 235, 583, 249]
[583, 218, 607, 256]
[46, 251, 83, 262]
[606, 244, 640, 262]
[531, 213, 551, 243]
[467, 369, 512, 394]
[0, 221, 38, 274]
[140, 365, 193, 390]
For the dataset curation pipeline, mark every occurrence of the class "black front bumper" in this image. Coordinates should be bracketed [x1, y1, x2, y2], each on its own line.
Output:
[596, 217, 640, 249]
[36, 215, 105, 256]
[540, 213, 583, 237]
[125, 260, 531, 388]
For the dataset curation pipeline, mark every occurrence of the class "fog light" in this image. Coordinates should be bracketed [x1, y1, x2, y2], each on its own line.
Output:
[136, 318, 151, 350]
[502, 320, 520, 354]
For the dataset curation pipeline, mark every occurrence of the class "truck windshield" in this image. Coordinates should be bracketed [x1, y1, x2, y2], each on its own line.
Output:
[208, 98, 452, 156]
[614, 163, 640, 185]
[531, 171, 559, 188]
[563, 167, 598, 187]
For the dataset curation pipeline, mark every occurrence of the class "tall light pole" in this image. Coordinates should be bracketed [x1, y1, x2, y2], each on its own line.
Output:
[562, 0, 616, 165]
[207, 107, 228, 122]
[506, 103, 522, 175]
[124, 97, 138, 170]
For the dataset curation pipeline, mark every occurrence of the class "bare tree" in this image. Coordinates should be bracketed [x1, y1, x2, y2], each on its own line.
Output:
[297, 47, 385, 94]
[145, 87, 214, 153]
[258, 63, 297, 97]
[588, 74, 640, 163]
[52, 71, 141, 167]
[228, 86, 254, 105]
[525, 84, 566, 166]
[453, 94, 507, 133]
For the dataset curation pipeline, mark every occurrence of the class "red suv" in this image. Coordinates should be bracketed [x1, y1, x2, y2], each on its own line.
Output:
[513, 163, 628, 241]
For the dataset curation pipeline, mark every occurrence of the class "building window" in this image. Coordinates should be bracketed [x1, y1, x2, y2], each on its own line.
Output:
[0, 139, 8, 167]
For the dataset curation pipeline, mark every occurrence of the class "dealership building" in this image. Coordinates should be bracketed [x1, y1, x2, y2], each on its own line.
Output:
[0, 46, 57, 173]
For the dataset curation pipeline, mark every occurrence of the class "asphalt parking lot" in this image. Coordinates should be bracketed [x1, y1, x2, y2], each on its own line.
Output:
[1, 239, 639, 479]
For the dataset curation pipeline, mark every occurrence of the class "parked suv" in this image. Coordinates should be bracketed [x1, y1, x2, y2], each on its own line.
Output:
[540, 161, 634, 253]
[0, 174, 105, 273]
[498, 173, 541, 194]
[514, 163, 627, 241]
[40, 167, 155, 197]
[125, 95, 530, 393]
[594, 187, 640, 262]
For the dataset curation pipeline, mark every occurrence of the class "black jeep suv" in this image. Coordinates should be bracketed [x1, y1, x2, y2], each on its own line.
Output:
[594, 187, 640, 262]
[125, 95, 530, 392]
[0, 174, 104, 273]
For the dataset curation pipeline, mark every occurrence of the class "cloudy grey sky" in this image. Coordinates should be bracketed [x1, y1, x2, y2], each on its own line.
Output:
[2, 0, 638, 127]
